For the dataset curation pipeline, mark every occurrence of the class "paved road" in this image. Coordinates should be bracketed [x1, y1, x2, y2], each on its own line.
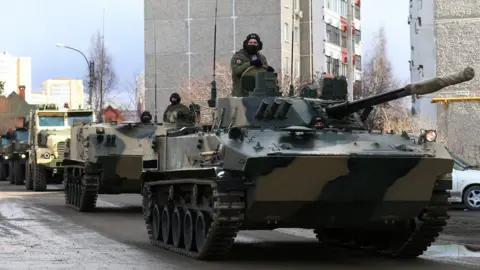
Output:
[1, 182, 479, 269]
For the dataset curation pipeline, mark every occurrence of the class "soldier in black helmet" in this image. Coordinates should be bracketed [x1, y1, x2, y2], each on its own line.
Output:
[230, 33, 275, 97]
[163, 93, 193, 124]
[140, 111, 152, 124]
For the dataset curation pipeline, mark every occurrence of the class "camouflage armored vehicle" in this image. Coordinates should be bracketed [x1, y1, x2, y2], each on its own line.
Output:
[62, 118, 164, 212]
[25, 104, 96, 191]
[3, 127, 30, 185]
[140, 66, 474, 260]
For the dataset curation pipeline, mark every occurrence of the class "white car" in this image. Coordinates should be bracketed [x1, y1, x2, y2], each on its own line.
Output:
[448, 151, 480, 210]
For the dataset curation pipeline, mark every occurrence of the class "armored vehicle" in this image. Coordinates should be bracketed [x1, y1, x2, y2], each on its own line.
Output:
[25, 104, 95, 191]
[62, 118, 164, 212]
[3, 127, 30, 185]
[0, 134, 10, 181]
[140, 66, 474, 260]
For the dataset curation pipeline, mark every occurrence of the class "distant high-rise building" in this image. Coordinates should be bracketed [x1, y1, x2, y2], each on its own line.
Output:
[30, 78, 85, 109]
[144, 0, 362, 119]
[0, 51, 32, 103]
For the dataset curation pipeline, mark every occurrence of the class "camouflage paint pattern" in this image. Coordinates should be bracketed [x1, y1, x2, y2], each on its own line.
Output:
[64, 121, 165, 194]
[139, 67, 475, 260]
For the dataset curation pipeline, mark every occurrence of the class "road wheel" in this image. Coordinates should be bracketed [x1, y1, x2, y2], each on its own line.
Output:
[14, 161, 25, 185]
[463, 185, 480, 210]
[25, 164, 33, 190]
[33, 163, 47, 191]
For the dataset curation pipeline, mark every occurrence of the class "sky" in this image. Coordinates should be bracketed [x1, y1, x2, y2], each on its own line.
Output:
[0, 0, 410, 106]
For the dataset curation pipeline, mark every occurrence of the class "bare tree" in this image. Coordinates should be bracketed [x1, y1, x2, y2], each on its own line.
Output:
[118, 71, 143, 119]
[85, 30, 117, 113]
[0, 81, 4, 95]
[358, 26, 406, 129]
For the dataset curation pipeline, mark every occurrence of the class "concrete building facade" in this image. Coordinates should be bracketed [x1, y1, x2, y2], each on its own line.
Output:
[144, 0, 362, 119]
[0, 51, 32, 103]
[30, 78, 85, 109]
[409, 0, 480, 163]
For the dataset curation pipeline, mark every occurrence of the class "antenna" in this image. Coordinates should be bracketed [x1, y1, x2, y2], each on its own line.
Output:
[288, 5, 295, 97]
[207, 0, 218, 108]
[154, 22, 158, 123]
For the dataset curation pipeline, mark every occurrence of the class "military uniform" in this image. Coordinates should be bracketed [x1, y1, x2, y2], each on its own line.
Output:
[230, 33, 273, 97]
[163, 103, 192, 124]
[230, 50, 269, 97]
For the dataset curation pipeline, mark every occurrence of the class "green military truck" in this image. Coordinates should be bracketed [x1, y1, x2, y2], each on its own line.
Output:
[2, 127, 30, 185]
[25, 104, 96, 191]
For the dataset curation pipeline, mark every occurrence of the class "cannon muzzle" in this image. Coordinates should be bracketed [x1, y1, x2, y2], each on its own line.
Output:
[326, 67, 475, 119]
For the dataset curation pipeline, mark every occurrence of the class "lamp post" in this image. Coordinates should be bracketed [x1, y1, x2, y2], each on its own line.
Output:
[55, 43, 95, 110]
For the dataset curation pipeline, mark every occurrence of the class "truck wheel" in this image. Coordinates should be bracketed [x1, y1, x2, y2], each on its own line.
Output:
[25, 164, 33, 190]
[33, 164, 47, 191]
[14, 161, 25, 185]
[9, 161, 14, 184]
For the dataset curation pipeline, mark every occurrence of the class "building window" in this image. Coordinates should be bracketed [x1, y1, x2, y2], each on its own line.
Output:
[355, 55, 362, 70]
[326, 23, 340, 46]
[340, 63, 347, 76]
[355, 30, 361, 44]
[285, 57, 290, 74]
[354, 4, 360, 20]
[284, 23, 289, 42]
[341, 30, 347, 48]
[332, 58, 340, 75]
[294, 27, 299, 43]
[340, 0, 347, 17]
[295, 60, 300, 78]
[326, 56, 332, 74]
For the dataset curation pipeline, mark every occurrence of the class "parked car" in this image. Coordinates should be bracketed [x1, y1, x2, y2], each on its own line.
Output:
[448, 151, 480, 210]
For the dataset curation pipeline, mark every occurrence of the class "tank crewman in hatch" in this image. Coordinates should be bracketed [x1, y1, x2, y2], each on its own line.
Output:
[230, 33, 275, 97]
[163, 93, 193, 124]
[140, 111, 152, 124]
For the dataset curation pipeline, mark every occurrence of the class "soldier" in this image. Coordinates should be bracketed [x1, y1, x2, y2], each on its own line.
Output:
[163, 93, 193, 124]
[230, 33, 275, 97]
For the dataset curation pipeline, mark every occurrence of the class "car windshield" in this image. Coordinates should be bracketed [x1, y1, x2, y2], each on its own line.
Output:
[39, 116, 64, 127]
[16, 131, 28, 141]
[449, 151, 477, 168]
[67, 113, 93, 126]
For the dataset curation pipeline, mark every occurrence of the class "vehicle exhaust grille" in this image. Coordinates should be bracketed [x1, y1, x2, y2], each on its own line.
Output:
[56, 142, 66, 159]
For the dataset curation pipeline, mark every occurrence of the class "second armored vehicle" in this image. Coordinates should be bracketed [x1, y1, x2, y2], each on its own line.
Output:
[140, 66, 474, 260]
[62, 117, 163, 212]
[25, 104, 96, 191]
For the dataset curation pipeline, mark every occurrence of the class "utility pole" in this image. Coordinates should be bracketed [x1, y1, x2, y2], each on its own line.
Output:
[346, 0, 354, 101]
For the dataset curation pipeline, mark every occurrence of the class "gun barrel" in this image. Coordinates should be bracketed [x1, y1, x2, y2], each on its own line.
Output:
[326, 67, 475, 118]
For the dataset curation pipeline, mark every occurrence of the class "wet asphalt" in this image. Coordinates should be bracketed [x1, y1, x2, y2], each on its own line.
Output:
[1, 181, 479, 269]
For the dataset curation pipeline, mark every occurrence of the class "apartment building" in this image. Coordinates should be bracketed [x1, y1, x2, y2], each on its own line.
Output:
[0, 51, 32, 103]
[409, 0, 480, 121]
[409, 0, 480, 162]
[30, 78, 85, 109]
[144, 0, 362, 119]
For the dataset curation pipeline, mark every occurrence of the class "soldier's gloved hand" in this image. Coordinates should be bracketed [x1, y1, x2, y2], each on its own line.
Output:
[267, 66, 275, 72]
[250, 58, 263, 67]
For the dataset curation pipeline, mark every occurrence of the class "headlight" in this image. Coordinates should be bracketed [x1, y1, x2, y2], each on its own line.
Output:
[4, 156, 8, 160]
[43, 152, 50, 159]
[21, 154, 26, 159]
[425, 130, 437, 142]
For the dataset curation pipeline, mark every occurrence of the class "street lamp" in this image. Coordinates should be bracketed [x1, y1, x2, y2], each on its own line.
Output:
[55, 43, 95, 110]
